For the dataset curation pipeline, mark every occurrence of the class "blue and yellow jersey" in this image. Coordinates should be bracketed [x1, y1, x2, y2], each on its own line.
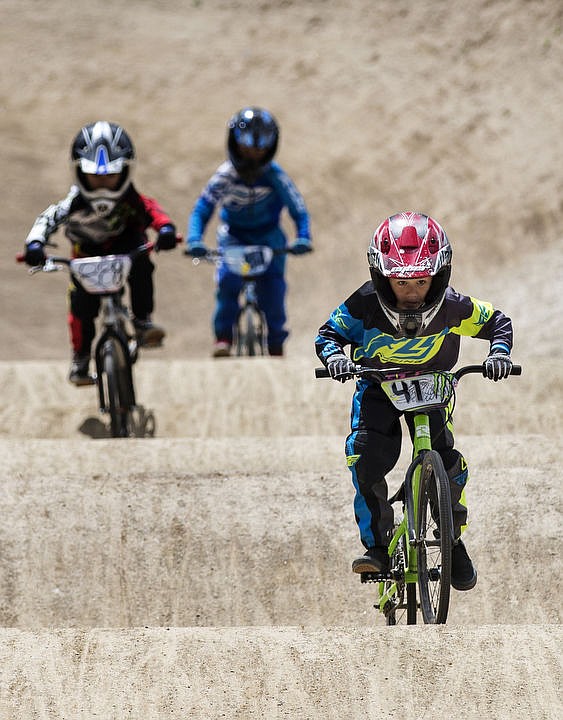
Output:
[315, 281, 513, 371]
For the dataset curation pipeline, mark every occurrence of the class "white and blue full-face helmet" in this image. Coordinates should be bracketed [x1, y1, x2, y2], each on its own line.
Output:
[71, 121, 136, 216]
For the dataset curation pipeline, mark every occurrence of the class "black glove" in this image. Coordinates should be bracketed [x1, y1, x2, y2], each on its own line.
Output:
[326, 353, 356, 383]
[155, 224, 178, 251]
[24, 240, 46, 266]
[484, 351, 513, 381]
[185, 241, 209, 258]
[289, 238, 313, 255]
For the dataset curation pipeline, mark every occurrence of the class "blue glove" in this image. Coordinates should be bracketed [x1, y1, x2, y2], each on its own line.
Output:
[484, 351, 513, 381]
[155, 224, 178, 251]
[289, 238, 312, 255]
[326, 353, 356, 383]
[24, 240, 46, 266]
[185, 240, 208, 258]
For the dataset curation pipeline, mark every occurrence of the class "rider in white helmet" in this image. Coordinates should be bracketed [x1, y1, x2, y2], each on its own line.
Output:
[23, 121, 179, 385]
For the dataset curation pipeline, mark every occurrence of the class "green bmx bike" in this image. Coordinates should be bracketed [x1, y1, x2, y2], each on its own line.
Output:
[316, 362, 521, 625]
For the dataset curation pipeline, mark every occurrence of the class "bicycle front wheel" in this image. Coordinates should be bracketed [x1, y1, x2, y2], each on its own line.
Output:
[417, 450, 453, 624]
[101, 339, 132, 438]
[236, 304, 265, 356]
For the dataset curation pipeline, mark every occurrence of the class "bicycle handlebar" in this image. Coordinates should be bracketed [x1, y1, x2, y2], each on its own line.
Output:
[314, 363, 522, 381]
[187, 245, 301, 265]
[16, 241, 155, 269]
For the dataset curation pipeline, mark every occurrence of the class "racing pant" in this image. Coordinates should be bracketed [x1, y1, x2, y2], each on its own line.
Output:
[345, 382, 469, 549]
[68, 253, 155, 356]
[213, 225, 289, 349]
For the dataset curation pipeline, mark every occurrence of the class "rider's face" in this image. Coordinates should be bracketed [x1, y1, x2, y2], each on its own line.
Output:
[389, 277, 431, 309]
[84, 173, 122, 190]
[237, 145, 268, 161]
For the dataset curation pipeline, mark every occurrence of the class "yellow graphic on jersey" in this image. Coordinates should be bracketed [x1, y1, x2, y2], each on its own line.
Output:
[353, 329, 448, 365]
[346, 454, 360, 467]
[451, 297, 494, 335]
[332, 306, 351, 332]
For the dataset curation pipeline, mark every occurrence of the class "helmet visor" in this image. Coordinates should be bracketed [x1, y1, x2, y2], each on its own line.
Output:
[77, 144, 126, 175]
[234, 125, 276, 150]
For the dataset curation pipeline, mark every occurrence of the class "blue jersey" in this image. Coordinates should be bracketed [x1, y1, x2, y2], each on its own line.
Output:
[187, 160, 311, 245]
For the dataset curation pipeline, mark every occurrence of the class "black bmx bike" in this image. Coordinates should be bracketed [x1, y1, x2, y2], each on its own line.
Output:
[21, 244, 156, 438]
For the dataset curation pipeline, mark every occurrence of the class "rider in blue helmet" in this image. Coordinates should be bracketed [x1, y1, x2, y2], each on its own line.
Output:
[185, 107, 312, 357]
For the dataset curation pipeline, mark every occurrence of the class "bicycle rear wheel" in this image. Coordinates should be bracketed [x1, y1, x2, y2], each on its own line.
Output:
[101, 339, 133, 437]
[417, 450, 453, 624]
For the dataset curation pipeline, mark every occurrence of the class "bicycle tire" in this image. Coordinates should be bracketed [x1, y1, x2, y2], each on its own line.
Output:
[385, 533, 417, 625]
[235, 304, 265, 356]
[417, 450, 453, 624]
[244, 305, 259, 356]
[101, 339, 132, 438]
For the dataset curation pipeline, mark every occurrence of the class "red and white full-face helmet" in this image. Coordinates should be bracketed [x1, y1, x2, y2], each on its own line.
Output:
[367, 212, 452, 337]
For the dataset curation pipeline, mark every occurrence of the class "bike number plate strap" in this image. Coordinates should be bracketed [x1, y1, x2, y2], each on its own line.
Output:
[380, 372, 455, 411]
[223, 245, 274, 277]
[70, 255, 132, 294]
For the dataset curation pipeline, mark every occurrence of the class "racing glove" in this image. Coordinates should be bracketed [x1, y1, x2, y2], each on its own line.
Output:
[484, 350, 513, 381]
[289, 238, 313, 255]
[326, 353, 356, 383]
[155, 224, 178, 251]
[185, 240, 209, 258]
[23, 240, 46, 266]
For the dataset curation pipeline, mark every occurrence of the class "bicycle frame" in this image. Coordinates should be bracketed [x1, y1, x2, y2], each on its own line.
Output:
[374, 414, 438, 620]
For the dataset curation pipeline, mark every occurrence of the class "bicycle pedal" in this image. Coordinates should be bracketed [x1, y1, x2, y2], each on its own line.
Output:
[360, 571, 393, 583]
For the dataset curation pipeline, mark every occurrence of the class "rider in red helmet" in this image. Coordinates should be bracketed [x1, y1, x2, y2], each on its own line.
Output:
[316, 212, 514, 591]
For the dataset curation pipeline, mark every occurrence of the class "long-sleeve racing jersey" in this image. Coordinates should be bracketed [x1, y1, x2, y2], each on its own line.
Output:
[26, 184, 173, 257]
[187, 160, 311, 244]
[316, 281, 513, 371]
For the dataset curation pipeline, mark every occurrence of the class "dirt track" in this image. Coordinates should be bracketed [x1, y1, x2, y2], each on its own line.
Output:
[1, 1, 562, 718]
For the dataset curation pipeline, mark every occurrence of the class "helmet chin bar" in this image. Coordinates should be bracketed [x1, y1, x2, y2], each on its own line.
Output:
[378, 291, 446, 339]
[90, 198, 117, 217]
[399, 311, 423, 338]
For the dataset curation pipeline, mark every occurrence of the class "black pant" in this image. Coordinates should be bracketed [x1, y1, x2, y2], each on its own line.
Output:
[68, 254, 155, 355]
[346, 383, 468, 549]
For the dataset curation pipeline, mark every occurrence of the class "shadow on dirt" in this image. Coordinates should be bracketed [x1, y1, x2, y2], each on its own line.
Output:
[78, 406, 156, 439]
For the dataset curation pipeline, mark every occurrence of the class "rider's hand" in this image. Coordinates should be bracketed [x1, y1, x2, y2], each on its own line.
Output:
[289, 238, 312, 255]
[23, 240, 46, 266]
[155, 224, 178, 252]
[185, 241, 208, 258]
[484, 351, 513, 381]
[326, 353, 356, 382]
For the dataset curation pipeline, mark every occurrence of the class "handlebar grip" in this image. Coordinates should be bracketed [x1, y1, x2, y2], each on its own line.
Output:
[510, 365, 522, 376]
[15, 253, 25, 263]
[315, 367, 330, 378]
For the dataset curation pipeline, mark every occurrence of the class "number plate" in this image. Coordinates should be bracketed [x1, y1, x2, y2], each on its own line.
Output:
[223, 245, 274, 277]
[70, 255, 132, 294]
[380, 372, 455, 411]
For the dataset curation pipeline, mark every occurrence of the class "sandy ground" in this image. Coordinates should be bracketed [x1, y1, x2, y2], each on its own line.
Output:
[1, 0, 562, 718]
